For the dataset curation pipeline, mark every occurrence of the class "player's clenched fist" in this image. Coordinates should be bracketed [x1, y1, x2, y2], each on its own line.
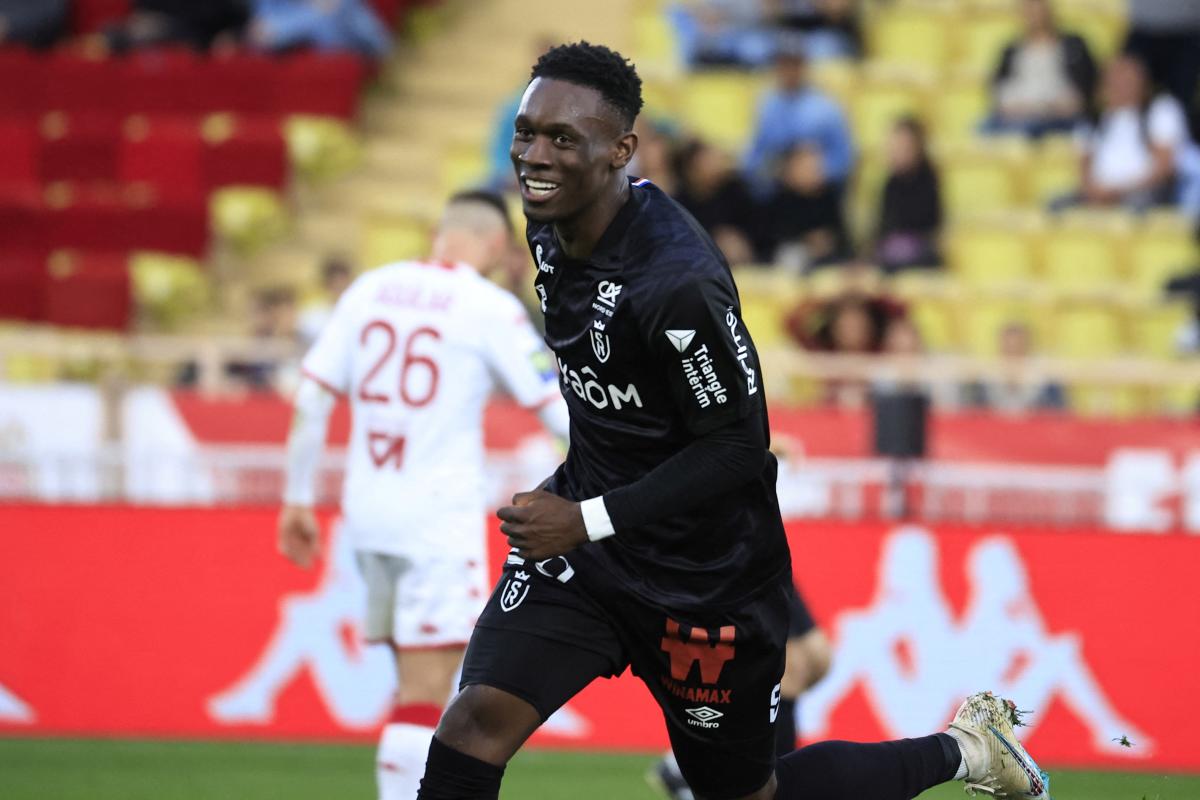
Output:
[277, 505, 320, 568]
[497, 490, 587, 560]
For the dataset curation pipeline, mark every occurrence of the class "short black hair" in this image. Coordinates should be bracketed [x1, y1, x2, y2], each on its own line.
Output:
[530, 41, 643, 129]
[447, 188, 513, 236]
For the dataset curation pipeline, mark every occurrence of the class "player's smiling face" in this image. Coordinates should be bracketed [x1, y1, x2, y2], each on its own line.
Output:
[511, 78, 633, 224]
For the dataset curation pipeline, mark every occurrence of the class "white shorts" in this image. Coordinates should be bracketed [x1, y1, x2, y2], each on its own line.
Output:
[355, 550, 489, 650]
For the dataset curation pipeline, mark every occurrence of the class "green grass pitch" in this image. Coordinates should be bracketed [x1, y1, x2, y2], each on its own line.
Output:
[1, 738, 1198, 799]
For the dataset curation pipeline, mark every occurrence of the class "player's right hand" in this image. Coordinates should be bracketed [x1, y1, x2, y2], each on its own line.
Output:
[277, 505, 320, 568]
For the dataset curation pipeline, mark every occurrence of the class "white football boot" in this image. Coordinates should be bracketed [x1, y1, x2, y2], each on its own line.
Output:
[946, 691, 1051, 799]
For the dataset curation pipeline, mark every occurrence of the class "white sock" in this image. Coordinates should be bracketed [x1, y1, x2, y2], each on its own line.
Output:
[377, 720, 436, 800]
[952, 753, 969, 781]
[945, 729, 970, 780]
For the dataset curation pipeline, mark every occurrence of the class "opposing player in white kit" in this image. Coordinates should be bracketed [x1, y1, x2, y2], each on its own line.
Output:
[277, 190, 569, 800]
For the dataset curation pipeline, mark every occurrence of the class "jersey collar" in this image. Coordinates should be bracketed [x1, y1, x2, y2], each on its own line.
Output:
[581, 177, 646, 271]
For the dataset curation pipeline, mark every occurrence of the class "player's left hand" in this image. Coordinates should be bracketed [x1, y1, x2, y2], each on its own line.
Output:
[497, 490, 587, 560]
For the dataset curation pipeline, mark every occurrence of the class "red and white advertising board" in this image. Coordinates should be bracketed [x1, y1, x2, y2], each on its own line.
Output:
[0, 505, 1195, 771]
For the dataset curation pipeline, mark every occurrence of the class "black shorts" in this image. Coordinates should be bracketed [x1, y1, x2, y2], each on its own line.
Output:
[461, 553, 791, 800]
[787, 581, 817, 639]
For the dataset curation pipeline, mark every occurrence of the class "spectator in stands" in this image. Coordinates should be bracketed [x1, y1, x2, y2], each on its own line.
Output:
[668, 0, 775, 69]
[786, 285, 905, 408]
[744, 37, 855, 193]
[104, 0, 250, 53]
[769, 0, 862, 60]
[1057, 55, 1190, 212]
[962, 321, 1066, 412]
[229, 286, 299, 390]
[0, 0, 69, 49]
[298, 256, 353, 346]
[672, 137, 758, 265]
[248, 0, 392, 60]
[759, 144, 851, 271]
[1125, 0, 1200, 138]
[983, 0, 1097, 139]
[874, 116, 943, 272]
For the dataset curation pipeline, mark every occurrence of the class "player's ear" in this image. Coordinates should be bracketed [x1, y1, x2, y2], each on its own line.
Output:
[611, 130, 638, 170]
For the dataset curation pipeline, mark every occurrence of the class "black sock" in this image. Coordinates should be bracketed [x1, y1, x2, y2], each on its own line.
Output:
[775, 733, 960, 800]
[417, 736, 505, 800]
[775, 697, 797, 757]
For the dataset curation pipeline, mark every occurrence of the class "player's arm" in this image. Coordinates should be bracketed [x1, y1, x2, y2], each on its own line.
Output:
[278, 280, 358, 567]
[279, 377, 337, 568]
[499, 272, 767, 558]
[484, 293, 570, 443]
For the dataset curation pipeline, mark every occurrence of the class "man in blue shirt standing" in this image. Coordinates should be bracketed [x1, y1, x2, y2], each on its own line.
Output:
[744, 39, 854, 193]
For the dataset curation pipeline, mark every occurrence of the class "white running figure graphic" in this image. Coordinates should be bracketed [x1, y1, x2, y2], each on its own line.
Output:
[207, 518, 590, 737]
[207, 520, 394, 728]
[801, 527, 1150, 758]
[0, 683, 34, 723]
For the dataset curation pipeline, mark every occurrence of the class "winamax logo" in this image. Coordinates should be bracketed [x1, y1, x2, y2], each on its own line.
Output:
[800, 527, 1152, 758]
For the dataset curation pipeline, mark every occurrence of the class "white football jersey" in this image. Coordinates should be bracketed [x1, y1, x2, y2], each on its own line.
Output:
[301, 260, 561, 557]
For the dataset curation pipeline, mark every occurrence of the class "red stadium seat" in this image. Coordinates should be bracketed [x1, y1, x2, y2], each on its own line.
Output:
[36, 183, 207, 256]
[38, 113, 121, 183]
[275, 53, 368, 118]
[0, 185, 47, 251]
[43, 250, 131, 330]
[0, 121, 41, 185]
[204, 54, 280, 114]
[121, 49, 211, 116]
[0, 49, 46, 116]
[202, 116, 288, 191]
[70, 0, 132, 35]
[118, 117, 205, 200]
[0, 250, 46, 322]
[42, 53, 123, 116]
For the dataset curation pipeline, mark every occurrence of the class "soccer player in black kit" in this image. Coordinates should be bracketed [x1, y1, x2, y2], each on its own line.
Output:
[417, 42, 1049, 800]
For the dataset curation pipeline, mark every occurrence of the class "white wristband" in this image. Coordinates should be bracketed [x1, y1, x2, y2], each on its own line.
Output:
[580, 496, 616, 542]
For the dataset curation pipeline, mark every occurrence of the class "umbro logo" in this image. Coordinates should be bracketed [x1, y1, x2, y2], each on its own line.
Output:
[665, 329, 696, 353]
[685, 706, 724, 729]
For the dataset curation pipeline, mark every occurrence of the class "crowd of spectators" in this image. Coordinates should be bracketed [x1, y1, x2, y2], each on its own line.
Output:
[0, 0, 393, 59]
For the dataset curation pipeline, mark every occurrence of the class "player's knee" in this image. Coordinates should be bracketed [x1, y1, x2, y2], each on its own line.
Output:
[433, 684, 540, 766]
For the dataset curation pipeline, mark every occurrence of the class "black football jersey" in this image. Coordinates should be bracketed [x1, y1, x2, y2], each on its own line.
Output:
[529, 178, 790, 611]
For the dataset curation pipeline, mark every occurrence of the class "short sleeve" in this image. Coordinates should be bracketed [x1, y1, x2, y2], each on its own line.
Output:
[482, 291, 560, 409]
[645, 273, 762, 435]
[300, 282, 360, 395]
[1148, 96, 1187, 149]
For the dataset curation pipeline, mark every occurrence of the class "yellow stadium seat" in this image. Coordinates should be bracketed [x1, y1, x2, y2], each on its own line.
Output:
[955, 13, 1020, 74]
[949, 225, 1037, 288]
[870, 7, 953, 71]
[679, 72, 760, 150]
[632, 10, 678, 68]
[1051, 305, 1125, 358]
[362, 216, 430, 269]
[908, 297, 958, 351]
[933, 83, 990, 144]
[960, 298, 1042, 356]
[1056, 7, 1126, 60]
[1040, 229, 1122, 290]
[1129, 235, 1200, 297]
[850, 81, 928, 149]
[740, 294, 793, 349]
[942, 160, 1021, 218]
[1129, 302, 1191, 359]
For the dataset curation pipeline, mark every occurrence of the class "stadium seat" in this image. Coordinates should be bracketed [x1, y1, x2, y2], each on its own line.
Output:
[121, 50, 211, 116]
[1026, 145, 1080, 205]
[275, 54, 368, 119]
[1051, 305, 1126, 358]
[204, 54, 280, 115]
[201, 115, 289, 191]
[42, 53, 123, 116]
[38, 112, 121, 183]
[0, 121, 41, 185]
[678, 72, 760, 151]
[941, 159, 1020, 218]
[1041, 229, 1122, 291]
[1129, 302, 1191, 359]
[633, 9, 678, 70]
[118, 117, 206, 201]
[0, 49, 46, 116]
[362, 216, 431, 269]
[850, 80, 928, 149]
[959, 298, 1049, 356]
[932, 82, 990, 144]
[1129, 235, 1200, 298]
[948, 225, 1037, 288]
[954, 13, 1020, 74]
[43, 250, 131, 330]
[1056, 6, 1126, 60]
[0, 250, 46, 321]
[907, 296, 958, 352]
[869, 7, 953, 71]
